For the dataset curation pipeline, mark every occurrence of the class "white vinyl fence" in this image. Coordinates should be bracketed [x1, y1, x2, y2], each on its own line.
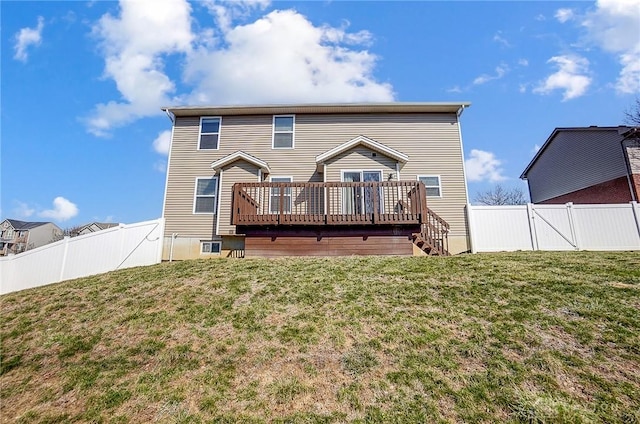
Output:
[467, 202, 640, 253]
[0, 218, 164, 295]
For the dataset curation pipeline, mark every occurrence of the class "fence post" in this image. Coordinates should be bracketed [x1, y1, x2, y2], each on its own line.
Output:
[631, 201, 640, 244]
[58, 236, 70, 282]
[118, 224, 126, 267]
[565, 202, 580, 250]
[156, 218, 165, 264]
[466, 204, 477, 253]
[526, 203, 539, 251]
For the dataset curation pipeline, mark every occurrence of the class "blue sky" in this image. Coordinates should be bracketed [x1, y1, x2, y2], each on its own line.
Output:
[2, 0, 639, 226]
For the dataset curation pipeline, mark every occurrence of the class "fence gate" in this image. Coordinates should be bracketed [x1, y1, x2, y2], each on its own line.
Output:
[467, 202, 640, 253]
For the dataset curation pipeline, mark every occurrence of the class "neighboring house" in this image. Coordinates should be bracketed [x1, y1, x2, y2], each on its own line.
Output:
[521, 126, 640, 204]
[161, 102, 471, 258]
[72, 222, 119, 236]
[0, 219, 63, 255]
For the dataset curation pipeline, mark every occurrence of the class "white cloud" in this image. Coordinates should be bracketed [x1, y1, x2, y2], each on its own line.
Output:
[580, 0, 640, 94]
[534, 55, 591, 101]
[86, 1, 394, 135]
[38, 197, 79, 222]
[183, 9, 393, 105]
[86, 0, 194, 136]
[12, 201, 35, 219]
[533, 144, 541, 153]
[493, 32, 510, 47]
[518, 58, 529, 67]
[153, 160, 167, 173]
[152, 129, 172, 155]
[446, 85, 463, 93]
[473, 63, 509, 85]
[465, 149, 507, 182]
[555, 8, 575, 23]
[13, 16, 44, 62]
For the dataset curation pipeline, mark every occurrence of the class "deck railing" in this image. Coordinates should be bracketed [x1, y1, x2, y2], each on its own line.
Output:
[420, 209, 450, 256]
[232, 181, 429, 226]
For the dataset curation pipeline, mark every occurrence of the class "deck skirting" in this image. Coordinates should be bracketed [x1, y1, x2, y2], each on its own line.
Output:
[241, 225, 418, 257]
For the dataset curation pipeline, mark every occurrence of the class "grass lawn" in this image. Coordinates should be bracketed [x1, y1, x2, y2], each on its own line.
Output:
[1, 251, 639, 423]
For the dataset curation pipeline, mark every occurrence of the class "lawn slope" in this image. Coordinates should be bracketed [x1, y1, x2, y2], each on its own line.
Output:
[1, 252, 639, 423]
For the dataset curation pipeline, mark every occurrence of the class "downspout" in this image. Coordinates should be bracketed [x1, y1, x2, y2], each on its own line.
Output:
[161, 108, 176, 262]
[621, 131, 638, 202]
[456, 105, 470, 205]
[457, 104, 471, 252]
[163, 108, 175, 124]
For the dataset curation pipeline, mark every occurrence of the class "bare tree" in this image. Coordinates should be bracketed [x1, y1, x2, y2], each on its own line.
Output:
[474, 184, 528, 205]
[51, 225, 84, 242]
[624, 97, 640, 126]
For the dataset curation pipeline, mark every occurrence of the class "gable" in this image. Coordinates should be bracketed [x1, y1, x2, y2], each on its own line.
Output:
[315, 136, 408, 172]
[211, 151, 271, 174]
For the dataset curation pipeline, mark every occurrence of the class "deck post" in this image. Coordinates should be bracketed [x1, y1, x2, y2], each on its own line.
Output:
[372, 182, 380, 224]
[279, 183, 284, 225]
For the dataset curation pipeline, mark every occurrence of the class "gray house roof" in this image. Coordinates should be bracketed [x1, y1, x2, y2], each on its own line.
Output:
[520, 126, 634, 179]
[4, 219, 53, 230]
[76, 222, 119, 233]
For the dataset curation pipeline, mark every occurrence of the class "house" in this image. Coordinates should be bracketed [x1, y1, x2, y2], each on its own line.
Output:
[520, 126, 640, 204]
[161, 102, 471, 258]
[72, 222, 119, 236]
[0, 219, 63, 255]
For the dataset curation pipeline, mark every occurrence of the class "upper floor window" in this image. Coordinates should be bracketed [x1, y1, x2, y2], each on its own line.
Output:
[199, 117, 221, 150]
[272, 115, 294, 149]
[418, 175, 442, 197]
[193, 177, 219, 214]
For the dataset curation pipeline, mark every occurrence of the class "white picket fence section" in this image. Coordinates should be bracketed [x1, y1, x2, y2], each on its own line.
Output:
[0, 218, 164, 295]
[467, 202, 640, 253]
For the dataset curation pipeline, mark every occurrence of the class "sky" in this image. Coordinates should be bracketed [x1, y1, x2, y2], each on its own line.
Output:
[1, 0, 639, 226]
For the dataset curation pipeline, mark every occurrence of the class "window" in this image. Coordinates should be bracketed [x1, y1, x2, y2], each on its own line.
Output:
[269, 177, 292, 213]
[342, 170, 383, 214]
[272, 115, 294, 149]
[201, 241, 221, 254]
[194, 177, 218, 214]
[418, 175, 442, 197]
[199, 117, 221, 150]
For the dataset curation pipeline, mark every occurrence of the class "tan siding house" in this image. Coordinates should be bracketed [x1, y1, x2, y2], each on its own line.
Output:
[161, 103, 471, 259]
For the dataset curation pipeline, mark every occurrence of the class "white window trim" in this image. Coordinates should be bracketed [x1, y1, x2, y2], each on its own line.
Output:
[417, 175, 443, 198]
[272, 115, 295, 149]
[198, 116, 222, 151]
[269, 176, 293, 214]
[340, 169, 385, 214]
[340, 169, 385, 182]
[201, 240, 222, 255]
[193, 176, 219, 214]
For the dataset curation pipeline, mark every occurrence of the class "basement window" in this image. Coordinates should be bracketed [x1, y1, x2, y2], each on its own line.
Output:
[201, 241, 222, 255]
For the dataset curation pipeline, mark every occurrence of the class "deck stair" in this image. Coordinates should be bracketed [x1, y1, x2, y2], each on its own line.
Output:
[413, 209, 450, 256]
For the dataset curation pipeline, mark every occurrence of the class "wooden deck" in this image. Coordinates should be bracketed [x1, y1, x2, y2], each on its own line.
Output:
[232, 181, 429, 226]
